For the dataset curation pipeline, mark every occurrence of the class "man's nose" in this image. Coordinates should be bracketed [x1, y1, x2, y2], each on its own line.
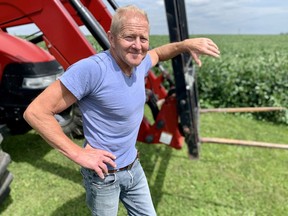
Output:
[132, 38, 141, 49]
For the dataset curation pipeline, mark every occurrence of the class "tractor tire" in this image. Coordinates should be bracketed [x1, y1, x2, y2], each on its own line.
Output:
[54, 104, 84, 139]
[0, 133, 13, 204]
[7, 104, 84, 139]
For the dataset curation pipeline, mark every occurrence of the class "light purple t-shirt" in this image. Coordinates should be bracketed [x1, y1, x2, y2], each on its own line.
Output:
[59, 50, 152, 169]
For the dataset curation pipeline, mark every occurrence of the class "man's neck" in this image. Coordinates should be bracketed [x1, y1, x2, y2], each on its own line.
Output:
[109, 49, 133, 77]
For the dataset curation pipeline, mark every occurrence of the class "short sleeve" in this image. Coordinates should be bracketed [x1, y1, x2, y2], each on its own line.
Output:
[59, 58, 101, 100]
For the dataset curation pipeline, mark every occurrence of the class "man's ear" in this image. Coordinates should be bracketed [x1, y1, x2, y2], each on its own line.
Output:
[107, 31, 115, 48]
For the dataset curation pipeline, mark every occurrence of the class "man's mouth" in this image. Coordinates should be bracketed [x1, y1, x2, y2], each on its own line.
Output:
[130, 53, 141, 58]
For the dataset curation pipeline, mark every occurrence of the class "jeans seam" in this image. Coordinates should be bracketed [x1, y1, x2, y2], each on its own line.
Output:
[127, 170, 134, 188]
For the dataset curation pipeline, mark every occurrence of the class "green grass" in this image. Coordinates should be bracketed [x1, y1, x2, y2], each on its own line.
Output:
[1, 112, 288, 216]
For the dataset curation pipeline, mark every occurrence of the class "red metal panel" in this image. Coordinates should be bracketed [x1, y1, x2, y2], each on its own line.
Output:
[0, 31, 53, 62]
[29, 0, 96, 68]
[138, 95, 184, 150]
[82, 0, 112, 32]
[0, 0, 42, 27]
[0, 0, 109, 69]
[0, 30, 55, 79]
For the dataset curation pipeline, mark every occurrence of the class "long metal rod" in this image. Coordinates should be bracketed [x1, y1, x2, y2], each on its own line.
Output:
[106, 0, 119, 10]
[200, 107, 286, 113]
[200, 137, 288, 150]
[69, 0, 110, 50]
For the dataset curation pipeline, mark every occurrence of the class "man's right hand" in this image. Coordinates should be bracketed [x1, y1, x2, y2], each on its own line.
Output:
[79, 144, 117, 179]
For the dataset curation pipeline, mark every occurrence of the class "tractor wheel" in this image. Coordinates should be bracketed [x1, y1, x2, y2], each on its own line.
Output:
[7, 104, 84, 139]
[54, 104, 84, 139]
[0, 134, 13, 204]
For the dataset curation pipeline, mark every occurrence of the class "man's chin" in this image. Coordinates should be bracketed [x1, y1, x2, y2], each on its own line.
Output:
[128, 60, 142, 67]
[128, 54, 145, 65]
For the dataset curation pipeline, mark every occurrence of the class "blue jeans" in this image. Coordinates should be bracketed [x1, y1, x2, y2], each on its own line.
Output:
[80, 159, 157, 216]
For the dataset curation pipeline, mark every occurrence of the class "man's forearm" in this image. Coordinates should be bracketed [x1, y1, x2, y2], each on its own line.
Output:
[153, 41, 186, 62]
[149, 38, 220, 67]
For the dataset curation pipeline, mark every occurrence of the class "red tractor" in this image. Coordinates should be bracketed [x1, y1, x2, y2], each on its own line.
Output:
[0, 0, 200, 202]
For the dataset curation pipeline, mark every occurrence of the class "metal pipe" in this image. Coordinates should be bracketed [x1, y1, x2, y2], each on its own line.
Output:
[106, 0, 119, 10]
[200, 107, 286, 113]
[69, 0, 110, 50]
[200, 137, 288, 150]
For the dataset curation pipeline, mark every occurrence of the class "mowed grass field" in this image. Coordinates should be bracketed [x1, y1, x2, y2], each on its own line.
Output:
[1, 34, 288, 215]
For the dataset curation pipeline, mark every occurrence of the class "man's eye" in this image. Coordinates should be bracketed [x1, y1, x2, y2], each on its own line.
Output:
[125, 36, 134, 41]
[140, 38, 148, 43]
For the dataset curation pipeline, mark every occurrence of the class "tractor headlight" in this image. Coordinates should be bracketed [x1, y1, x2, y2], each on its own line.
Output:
[22, 73, 63, 89]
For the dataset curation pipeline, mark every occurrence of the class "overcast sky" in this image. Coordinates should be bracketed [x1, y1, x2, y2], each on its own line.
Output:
[8, 0, 288, 35]
[116, 0, 288, 35]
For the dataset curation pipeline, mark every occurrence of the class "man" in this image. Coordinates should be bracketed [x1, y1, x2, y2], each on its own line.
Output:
[23, 5, 220, 216]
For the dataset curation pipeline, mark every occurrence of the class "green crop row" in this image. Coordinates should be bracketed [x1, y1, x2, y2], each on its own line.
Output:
[196, 35, 287, 124]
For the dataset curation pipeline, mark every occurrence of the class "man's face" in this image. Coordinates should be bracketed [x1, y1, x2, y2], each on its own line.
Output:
[109, 14, 150, 71]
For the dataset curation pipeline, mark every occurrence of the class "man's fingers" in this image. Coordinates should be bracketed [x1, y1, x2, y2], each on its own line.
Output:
[103, 157, 117, 168]
[196, 38, 220, 57]
[207, 45, 220, 57]
[207, 49, 220, 58]
[207, 39, 219, 50]
[102, 150, 117, 160]
[208, 41, 220, 56]
[94, 158, 116, 179]
[203, 41, 220, 57]
[81, 146, 117, 178]
[94, 166, 105, 179]
[99, 162, 109, 175]
[191, 52, 202, 67]
[100, 150, 117, 168]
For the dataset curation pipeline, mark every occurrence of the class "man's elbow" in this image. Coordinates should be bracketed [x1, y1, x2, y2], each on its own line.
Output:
[23, 105, 35, 125]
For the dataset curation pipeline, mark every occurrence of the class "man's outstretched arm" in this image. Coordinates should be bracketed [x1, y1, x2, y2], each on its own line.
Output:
[148, 37, 220, 67]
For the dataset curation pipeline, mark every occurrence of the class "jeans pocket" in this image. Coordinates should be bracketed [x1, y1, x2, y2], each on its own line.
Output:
[81, 167, 117, 189]
[91, 174, 117, 189]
